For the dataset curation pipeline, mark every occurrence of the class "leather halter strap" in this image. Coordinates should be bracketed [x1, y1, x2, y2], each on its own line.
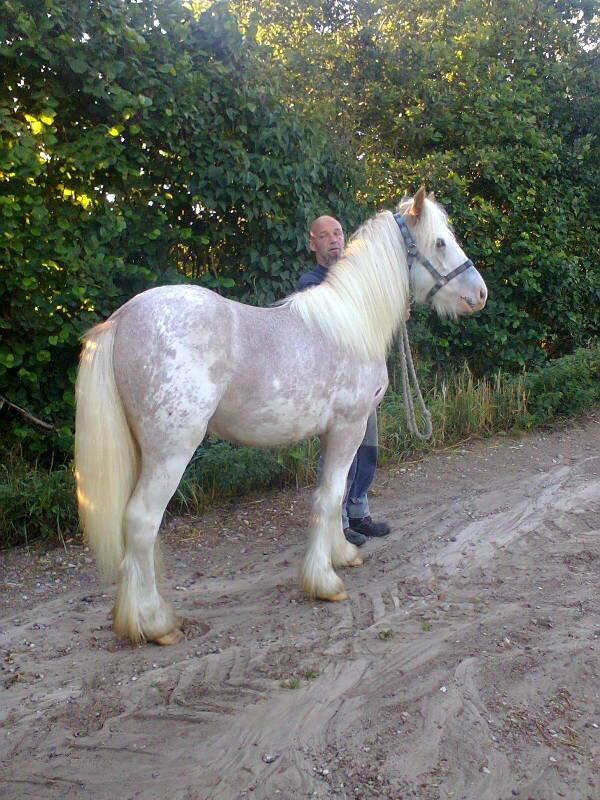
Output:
[394, 213, 474, 302]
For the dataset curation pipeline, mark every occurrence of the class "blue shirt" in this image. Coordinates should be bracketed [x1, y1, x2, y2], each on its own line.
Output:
[297, 264, 328, 291]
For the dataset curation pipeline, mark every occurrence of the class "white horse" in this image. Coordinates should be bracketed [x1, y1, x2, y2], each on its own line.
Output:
[75, 188, 487, 646]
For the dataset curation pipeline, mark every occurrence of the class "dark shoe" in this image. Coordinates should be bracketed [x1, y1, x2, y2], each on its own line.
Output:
[344, 527, 367, 547]
[348, 515, 391, 538]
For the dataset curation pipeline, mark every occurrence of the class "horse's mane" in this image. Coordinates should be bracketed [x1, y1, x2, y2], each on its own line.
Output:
[286, 199, 455, 361]
[286, 210, 410, 361]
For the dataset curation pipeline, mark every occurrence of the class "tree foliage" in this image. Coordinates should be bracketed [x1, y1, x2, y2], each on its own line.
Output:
[0, 0, 362, 457]
[237, 0, 600, 372]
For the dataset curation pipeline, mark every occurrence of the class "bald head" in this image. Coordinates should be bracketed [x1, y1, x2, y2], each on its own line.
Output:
[309, 215, 345, 267]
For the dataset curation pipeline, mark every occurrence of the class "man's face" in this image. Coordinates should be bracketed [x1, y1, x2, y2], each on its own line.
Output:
[309, 216, 345, 267]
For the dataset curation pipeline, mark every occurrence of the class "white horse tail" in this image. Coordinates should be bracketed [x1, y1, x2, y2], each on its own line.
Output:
[75, 319, 138, 581]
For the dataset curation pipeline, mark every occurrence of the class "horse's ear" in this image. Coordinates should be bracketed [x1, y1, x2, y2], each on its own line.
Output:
[410, 186, 427, 219]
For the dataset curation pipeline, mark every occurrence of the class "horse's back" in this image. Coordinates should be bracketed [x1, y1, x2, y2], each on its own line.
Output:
[113, 283, 229, 329]
[113, 283, 235, 343]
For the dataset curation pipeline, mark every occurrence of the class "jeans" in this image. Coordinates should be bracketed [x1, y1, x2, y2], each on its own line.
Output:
[342, 411, 378, 529]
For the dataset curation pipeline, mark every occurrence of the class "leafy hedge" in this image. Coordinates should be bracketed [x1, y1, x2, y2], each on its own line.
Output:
[0, 0, 363, 459]
[2, 345, 598, 549]
[523, 346, 600, 426]
[239, 0, 600, 372]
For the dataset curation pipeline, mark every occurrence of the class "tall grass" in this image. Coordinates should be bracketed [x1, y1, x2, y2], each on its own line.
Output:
[171, 437, 321, 516]
[0, 454, 77, 548]
[1, 343, 598, 548]
[379, 364, 529, 462]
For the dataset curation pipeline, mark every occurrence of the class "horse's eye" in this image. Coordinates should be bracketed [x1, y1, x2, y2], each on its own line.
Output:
[436, 238, 445, 248]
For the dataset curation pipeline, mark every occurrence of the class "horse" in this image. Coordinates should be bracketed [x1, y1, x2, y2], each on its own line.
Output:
[74, 188, 487, 646]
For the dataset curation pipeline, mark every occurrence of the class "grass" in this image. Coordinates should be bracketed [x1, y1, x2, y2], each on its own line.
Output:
[1, 342, 599, 548]
[171, 437, 320, 517]
[0, 455, 77, 548]
[379, 363, 530, 464]
[280, 678, 301, 690]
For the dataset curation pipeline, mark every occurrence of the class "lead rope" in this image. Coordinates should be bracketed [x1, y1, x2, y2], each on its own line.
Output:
[397, 318, 433, 441]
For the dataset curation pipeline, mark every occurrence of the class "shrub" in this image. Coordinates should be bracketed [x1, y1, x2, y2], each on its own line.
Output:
[0, 455, 77, 547]
[1, 345, 597, 548]
[522, 345, 600, 427]
[0, 0, 363, 460]
[171, 438, 320, 515]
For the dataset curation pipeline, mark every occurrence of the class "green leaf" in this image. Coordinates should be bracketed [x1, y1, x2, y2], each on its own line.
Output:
[68, 57, 88, 74]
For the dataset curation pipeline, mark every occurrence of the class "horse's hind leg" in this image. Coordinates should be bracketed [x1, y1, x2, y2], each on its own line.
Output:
[300, 421, 367, 601]
[113, 448, 197, 645]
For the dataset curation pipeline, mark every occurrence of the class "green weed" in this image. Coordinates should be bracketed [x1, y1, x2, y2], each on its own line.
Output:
[2, 344, 598, 548]
[280, 678, 301, 689]
[0, 452, 78, 547]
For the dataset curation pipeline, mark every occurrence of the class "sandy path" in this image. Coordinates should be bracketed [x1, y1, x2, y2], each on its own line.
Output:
[1, 413, 599, 799]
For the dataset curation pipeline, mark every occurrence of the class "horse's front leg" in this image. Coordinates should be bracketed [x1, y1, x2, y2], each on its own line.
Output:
[300, 421, 366, 601]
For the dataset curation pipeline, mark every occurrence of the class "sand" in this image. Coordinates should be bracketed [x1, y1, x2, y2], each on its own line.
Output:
[1, 412, 599, 799]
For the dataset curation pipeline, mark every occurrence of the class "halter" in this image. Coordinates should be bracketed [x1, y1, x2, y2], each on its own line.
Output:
[394, 214, 475, 302]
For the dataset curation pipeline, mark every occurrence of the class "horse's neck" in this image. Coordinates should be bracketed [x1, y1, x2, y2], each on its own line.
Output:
[291, 212, 409, 362]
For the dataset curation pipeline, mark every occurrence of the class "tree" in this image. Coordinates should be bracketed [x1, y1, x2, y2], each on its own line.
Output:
[235, 0, 600, 371]
[0, 0, 363, 458]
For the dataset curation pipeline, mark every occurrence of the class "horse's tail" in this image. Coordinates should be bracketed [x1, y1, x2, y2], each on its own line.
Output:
[75, 319, 138, 581]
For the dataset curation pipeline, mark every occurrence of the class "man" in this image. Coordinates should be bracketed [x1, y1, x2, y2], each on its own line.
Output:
[297, 215, 391, 547]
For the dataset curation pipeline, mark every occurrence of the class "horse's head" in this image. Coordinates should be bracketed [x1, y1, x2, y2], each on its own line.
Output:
[397, 188, 487, 317]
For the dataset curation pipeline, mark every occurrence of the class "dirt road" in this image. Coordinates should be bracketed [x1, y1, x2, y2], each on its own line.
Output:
[1, 413, 599, 800]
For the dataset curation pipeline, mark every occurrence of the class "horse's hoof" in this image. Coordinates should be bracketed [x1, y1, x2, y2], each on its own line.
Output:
[325, 591, 349, 602]
[153, 628, 185, 646]
[348, 556, 363, 567]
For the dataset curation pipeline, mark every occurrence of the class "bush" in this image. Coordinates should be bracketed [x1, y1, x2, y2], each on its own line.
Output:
[1, 344, 597, 549]
[0, 455, 77, 547]
[522, 345, 600, 427]
[240, 0, 600, 373]
[172, 442, 284, 515]
[171, 438, 320, 515]
[0, 0, 363, 460]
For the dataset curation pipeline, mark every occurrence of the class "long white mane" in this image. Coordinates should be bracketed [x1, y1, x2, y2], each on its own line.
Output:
[288, 210, 409, 362]
[288, 199, 457, 360]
